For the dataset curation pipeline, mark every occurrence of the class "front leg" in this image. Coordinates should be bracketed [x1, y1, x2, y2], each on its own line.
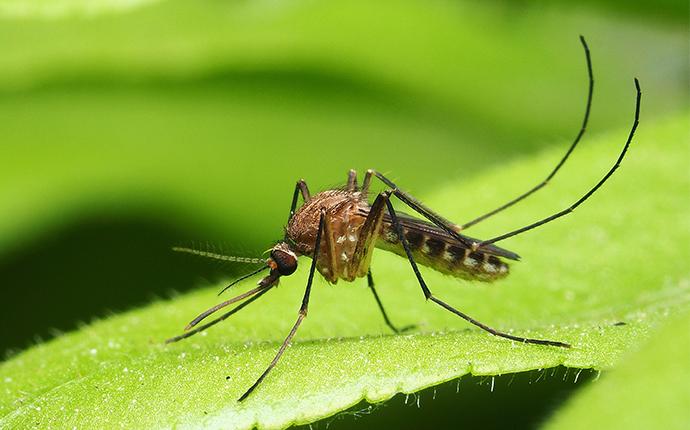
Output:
[238, 208, 327, 401]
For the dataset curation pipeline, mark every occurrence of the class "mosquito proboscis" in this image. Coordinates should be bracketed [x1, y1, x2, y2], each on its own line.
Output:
[166, 36, 642, 401]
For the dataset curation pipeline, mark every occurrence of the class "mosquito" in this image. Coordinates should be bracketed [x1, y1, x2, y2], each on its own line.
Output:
[166, 36, 642, 401]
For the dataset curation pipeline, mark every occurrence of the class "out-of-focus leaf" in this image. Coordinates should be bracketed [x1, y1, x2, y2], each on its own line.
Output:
[0, 0, 162, 18]
[1, 0, 687, 255]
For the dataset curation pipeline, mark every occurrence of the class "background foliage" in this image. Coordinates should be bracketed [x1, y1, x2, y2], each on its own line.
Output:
[1, 0, 688, 428]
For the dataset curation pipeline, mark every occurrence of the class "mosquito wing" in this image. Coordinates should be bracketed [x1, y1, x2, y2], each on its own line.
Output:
[382, 211, 520, 261]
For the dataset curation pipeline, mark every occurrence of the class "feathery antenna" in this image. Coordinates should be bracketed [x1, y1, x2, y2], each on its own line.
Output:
[172, 246, 265, 265]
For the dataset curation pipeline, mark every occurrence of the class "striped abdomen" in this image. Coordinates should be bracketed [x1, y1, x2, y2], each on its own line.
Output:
[375, 216, 511, 282]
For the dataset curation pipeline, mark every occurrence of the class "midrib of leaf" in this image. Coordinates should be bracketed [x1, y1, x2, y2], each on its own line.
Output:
[1, 112, 688, 429]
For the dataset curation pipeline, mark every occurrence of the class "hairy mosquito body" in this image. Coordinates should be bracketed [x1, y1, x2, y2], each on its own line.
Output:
[287, 189, 371, 282]
[288, 188, 511, 283]
[166, 37, 642, 402]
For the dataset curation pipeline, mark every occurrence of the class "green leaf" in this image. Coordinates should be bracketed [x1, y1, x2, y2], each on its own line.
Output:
[1, 0, 688, 427]
[543, 310, 690, 429]
[1, 0, 687, 256]
[1, 112, 688, 428]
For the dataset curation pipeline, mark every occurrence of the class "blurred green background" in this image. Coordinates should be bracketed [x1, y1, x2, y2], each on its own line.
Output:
[0, 0, 688, 427]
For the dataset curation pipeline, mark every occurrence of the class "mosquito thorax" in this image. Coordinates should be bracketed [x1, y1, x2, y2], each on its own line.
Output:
[269, 243, 298, 276]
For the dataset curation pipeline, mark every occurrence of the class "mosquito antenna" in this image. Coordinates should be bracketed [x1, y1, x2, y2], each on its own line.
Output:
[185, 284, 271, 330]
[217, 266, 270, 296]
[479, 77, 641, 247]
[461, 35, 594, 230]
[172, 246, 265, 265]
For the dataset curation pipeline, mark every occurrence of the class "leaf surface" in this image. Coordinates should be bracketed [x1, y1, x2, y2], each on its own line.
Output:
[1, 112, 688, 429]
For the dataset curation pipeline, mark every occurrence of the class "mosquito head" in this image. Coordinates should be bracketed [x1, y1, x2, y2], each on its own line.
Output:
[267, 242, 298, 277]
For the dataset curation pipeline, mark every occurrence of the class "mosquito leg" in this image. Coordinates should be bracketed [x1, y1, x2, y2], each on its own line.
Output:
[361, 169, 373, 195]
[349, 191, 413, 332]
[366, 55, 640, 258]
[165, 286, 274, 344]
[480, 78, 641, 247]
[460, 36, 594, 230]
[367, 270, 414, 334]
[351, 190, 387, 276]
[322, 210, 338, 282]
[238, 208, 327, 402]
[288, 179, 311, 223]
[367, 170, 520, 260]
[382, 190, 570, 348]
[347, 169, 358, 191]
[372, 66, 640, 254]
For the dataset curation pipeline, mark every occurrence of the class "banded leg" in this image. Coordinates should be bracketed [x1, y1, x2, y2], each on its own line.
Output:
[460, 36, 594, 230]
[367, 270, 414, 333]
[238, 208, 327, 401]
[381, 190, 570, 347]
[288, 179, 311, 223]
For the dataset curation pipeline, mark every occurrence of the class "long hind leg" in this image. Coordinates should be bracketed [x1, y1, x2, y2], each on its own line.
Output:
[461, 36, 594, 230]
[360, 37, 593, 232]
[362, 42, 640, 253]
[478, 78, 640, 247]
[363, 71, 639, 255]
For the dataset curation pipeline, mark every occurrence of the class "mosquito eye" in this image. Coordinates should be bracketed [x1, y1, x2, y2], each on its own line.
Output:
[271, 249, 298, 276]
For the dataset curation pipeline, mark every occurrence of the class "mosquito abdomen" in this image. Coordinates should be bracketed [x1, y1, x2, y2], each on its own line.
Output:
[376, 224, 509, 282]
